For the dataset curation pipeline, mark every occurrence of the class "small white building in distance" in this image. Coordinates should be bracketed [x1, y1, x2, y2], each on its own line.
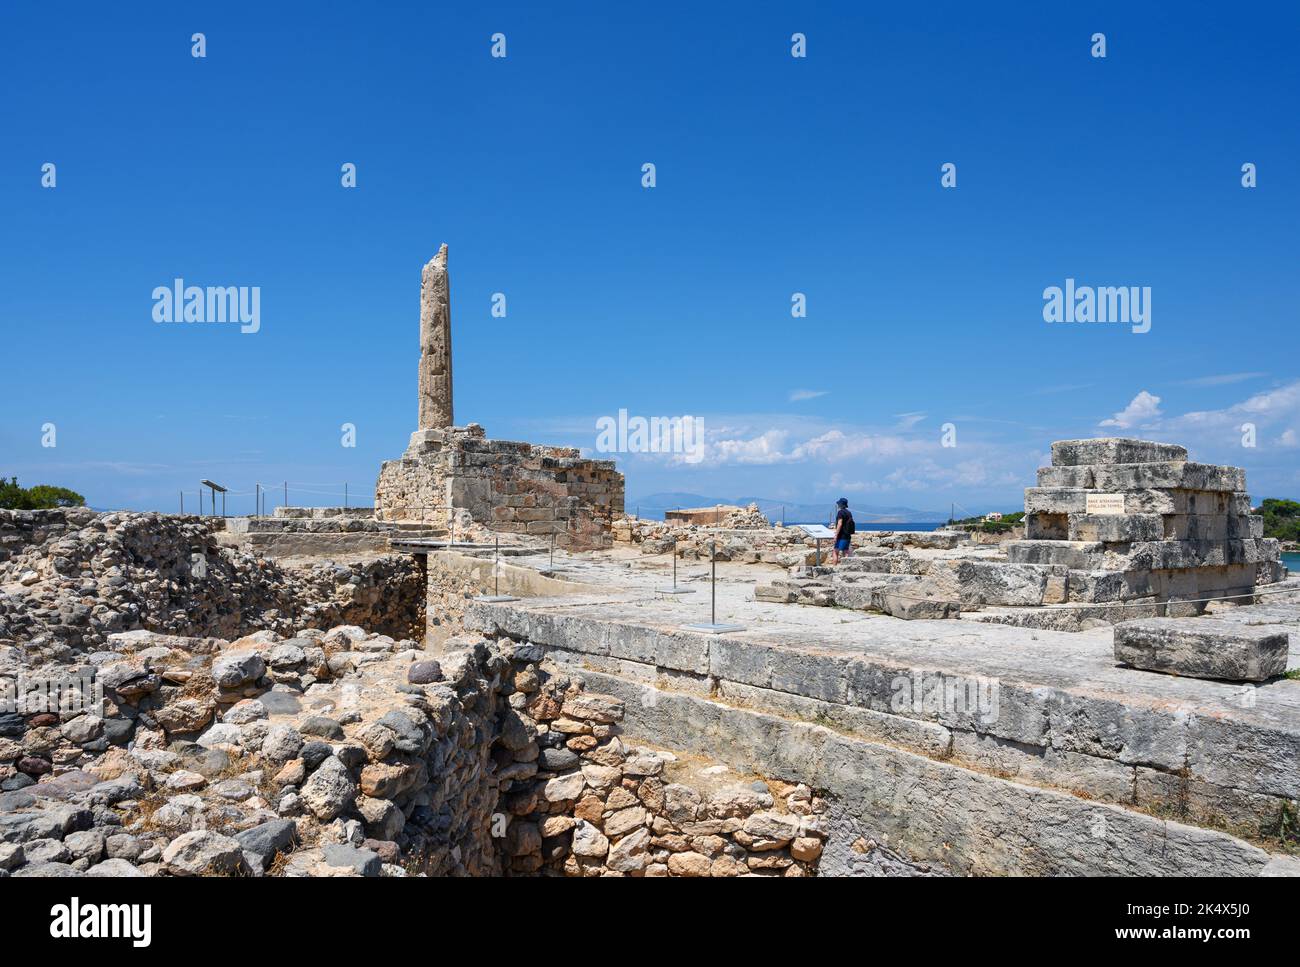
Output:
[984, 512, 1003, 521]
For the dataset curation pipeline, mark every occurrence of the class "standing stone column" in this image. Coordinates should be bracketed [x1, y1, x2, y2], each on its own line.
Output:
[418, 244, 454, 429]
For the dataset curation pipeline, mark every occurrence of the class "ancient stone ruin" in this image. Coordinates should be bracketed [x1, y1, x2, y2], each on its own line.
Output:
[1009, 438, 1283, 614]
[375, 245, 624, 549]
[1, 284, 1296, 880]
[754, 437, 1285, 630]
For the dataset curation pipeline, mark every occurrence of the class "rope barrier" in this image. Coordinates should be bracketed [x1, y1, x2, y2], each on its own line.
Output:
[786, 574, 1300, 612]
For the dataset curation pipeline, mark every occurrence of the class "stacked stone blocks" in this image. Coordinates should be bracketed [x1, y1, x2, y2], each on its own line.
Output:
[376, 425, 624, 550]
[1006, 439, 1280, 615]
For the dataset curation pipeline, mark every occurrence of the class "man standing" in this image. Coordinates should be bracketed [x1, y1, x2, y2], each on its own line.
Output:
[831, 497, 854, 564]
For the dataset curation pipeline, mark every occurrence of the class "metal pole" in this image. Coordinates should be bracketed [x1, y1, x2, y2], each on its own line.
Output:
[710, 538, 717, 626]
[199, 488, 204, 515]
[673, 536, 678, 589]
[255, 484, 260, 518]
[180, 491, 184, 514]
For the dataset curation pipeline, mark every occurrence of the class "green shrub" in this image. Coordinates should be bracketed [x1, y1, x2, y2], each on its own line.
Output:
[1256, 498, 1300, 542]
[0, 477, 86, 510]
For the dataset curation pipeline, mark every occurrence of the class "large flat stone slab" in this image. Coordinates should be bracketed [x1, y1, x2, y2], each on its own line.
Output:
[1114, 616, 1290, 682]
[464, 590, 1300, 810]
[1051, 438, 1188, 467]
[1038, 462, 1246, 492]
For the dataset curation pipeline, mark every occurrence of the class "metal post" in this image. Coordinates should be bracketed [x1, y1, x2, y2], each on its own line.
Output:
[199, 488, 204, 515]
[180, 491, 184, 514]
[255, 484, 260, 519]
[673, 537, 678, 589]
[711, 538, 717, 626]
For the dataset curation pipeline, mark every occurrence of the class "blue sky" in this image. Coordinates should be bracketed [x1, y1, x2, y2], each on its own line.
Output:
[2, 1, 1297, 515]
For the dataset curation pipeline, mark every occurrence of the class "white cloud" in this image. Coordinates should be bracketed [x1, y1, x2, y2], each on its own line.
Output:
[1174, 372, 1265, 388]
[788, 389, 828, 402]
[684, 427, 932, 467]
[1100, 391, 1163, 429]
[1160, 380, 1300, 433]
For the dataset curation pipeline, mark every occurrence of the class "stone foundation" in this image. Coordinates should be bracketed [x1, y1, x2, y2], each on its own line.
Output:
[376, 424, 624, 551]
[1006, 438, 1282, 615]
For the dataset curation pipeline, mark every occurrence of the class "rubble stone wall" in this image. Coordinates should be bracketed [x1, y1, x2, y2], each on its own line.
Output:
[0, 509, 425, 658]
[0, 623, 832, 878]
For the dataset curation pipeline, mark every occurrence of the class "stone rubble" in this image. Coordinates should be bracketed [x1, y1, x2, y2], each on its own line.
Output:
[0, 606, 826, 877]
[0, 508, 425, 658]
[752, 439, 1290, 629]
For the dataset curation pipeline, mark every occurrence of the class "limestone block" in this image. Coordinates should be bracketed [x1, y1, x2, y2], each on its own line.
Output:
[1226, 515, 1264, 540]
[926, 560, 1050, 607]
[1114, 617, 1289, 682]
[1037, 465, 1095, 489]
[1121, 489, 1179, 515]
[1090, 462, 1246, 493]
[1163, 515, 1229, 542]
[872, 588, 960, 620]
[1067, 513, 1163, 543]
[1024, 512, 1069, 540]
[1051, 438, 1188, 466]
[1066, 569, 1154, 603]
[1006, 540, 1105, 570]
[1023, 488, 1092, 514]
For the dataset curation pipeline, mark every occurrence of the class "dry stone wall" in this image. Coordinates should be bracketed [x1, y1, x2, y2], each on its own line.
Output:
[0, 618, 830, 878]
[494, 662, 828, 876]
[0, 509, 424, 658]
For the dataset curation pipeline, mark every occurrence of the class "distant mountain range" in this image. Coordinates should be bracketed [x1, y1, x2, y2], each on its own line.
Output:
[625, 492, 951, 524]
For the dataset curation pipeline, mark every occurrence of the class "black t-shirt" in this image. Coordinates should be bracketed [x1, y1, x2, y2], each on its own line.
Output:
[835, 508, 853, 541]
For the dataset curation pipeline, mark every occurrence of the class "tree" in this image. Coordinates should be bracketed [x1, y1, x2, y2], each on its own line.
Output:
[0, 477, 86, 510]
[1256, 498, 1300, 542]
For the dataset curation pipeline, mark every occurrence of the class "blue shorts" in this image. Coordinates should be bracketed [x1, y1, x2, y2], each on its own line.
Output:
[834, 539, 850, 551]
